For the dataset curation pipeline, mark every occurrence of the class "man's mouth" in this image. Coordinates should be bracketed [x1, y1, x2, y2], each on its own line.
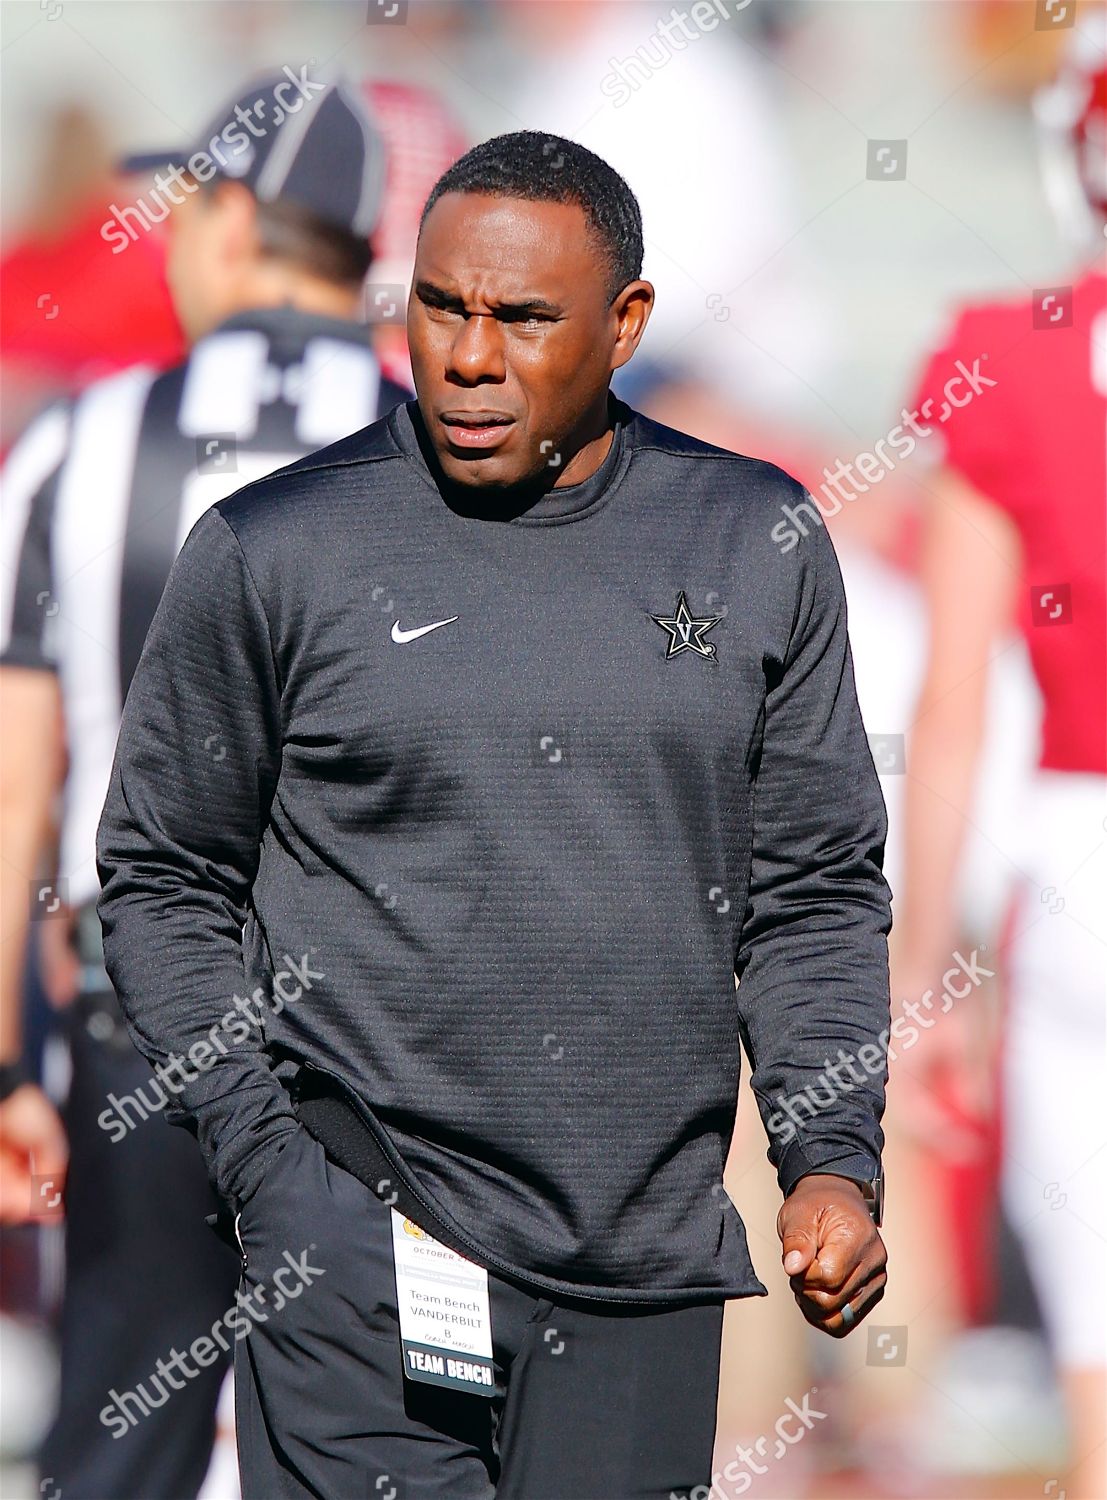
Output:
[438, 411, 515, 452]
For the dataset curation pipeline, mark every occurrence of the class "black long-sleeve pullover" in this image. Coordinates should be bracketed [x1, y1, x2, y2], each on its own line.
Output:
[96, 394, 892, 1304]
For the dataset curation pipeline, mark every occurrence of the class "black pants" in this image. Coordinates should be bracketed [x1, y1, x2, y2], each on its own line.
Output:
[39, 994, 238, 1500]
[235, 1127, 725, 1499]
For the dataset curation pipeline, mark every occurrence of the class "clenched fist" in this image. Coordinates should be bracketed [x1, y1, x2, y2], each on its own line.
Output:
[777, 1173, 887, 1337]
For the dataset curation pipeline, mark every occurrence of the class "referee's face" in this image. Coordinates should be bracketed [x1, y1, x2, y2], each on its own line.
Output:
[408, 192, 652, 492]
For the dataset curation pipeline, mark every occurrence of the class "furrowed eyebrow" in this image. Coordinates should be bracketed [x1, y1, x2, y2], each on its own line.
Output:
[496, 301, 562, 321]
[414, 281, 562, 318]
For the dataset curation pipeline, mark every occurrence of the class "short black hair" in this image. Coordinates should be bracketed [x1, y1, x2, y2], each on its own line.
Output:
[420, 131, 643, 305]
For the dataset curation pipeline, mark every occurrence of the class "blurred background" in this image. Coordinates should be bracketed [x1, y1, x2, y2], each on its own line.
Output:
[1, 1, 1104, 1497]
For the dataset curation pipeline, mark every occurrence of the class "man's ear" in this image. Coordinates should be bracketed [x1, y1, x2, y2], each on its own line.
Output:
[611, 280, 655, 371]
[213, 180, 261, 266]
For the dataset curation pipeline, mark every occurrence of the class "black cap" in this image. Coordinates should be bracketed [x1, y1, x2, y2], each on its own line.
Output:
[119, 69, 387, 238]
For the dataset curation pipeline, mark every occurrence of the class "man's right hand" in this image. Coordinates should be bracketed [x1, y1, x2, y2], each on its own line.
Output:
[0, 1082, 68, 1223]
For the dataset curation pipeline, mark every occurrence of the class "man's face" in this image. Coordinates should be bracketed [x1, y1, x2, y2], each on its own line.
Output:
[165, 180, 255, 342]
[407, 192, 652, 492]
[165, 186, 227, 341]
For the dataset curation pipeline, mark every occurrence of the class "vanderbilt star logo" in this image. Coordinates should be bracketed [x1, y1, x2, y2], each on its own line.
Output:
[650, 591, 723, 660]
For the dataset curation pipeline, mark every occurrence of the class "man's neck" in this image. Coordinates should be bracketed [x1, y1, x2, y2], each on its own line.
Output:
[551, 411, 615, 489]
[409, 396, 620, 523]
[223, 274, 361, 329]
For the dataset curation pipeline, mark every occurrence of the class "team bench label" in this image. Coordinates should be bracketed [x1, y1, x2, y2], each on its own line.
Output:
[390, 1210, 494, 1397]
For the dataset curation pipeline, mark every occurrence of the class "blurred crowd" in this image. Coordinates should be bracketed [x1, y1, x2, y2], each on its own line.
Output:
[1, 2, 1104, 1497]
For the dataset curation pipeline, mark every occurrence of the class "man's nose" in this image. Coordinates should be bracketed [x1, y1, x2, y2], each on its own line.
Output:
[447, 313, 506, 384]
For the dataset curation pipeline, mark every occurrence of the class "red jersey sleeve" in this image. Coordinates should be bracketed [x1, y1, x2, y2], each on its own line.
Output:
[905, 303, 1031, 524]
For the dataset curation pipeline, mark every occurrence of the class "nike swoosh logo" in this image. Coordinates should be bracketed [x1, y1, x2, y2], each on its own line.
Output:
[390, 616, 459, 644]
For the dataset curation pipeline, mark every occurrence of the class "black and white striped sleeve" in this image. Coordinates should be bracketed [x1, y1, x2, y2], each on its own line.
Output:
[1, 403, 71, 671]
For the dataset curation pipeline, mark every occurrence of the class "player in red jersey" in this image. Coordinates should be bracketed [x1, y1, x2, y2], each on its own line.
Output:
[897, 10, 1106, 1495]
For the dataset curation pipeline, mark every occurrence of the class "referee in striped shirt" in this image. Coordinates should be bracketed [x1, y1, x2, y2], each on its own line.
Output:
[0, 71, 407, 1499]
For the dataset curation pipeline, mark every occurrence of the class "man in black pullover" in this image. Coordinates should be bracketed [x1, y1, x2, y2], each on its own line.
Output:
[97, 132, 891, 1500]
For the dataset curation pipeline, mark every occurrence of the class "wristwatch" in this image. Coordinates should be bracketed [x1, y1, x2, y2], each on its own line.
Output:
[855, 1173, 884, 1228]
[791, 1168, 885, 1227]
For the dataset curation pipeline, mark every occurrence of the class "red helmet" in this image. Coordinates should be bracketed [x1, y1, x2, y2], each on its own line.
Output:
[1034, 5, 1107, 240]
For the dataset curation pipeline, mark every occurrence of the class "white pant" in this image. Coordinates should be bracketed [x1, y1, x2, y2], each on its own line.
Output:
[1001, 772, 1107, 1369]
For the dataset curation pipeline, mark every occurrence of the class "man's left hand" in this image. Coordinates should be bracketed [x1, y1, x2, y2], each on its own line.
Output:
[777, 1173, 887, 1337]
